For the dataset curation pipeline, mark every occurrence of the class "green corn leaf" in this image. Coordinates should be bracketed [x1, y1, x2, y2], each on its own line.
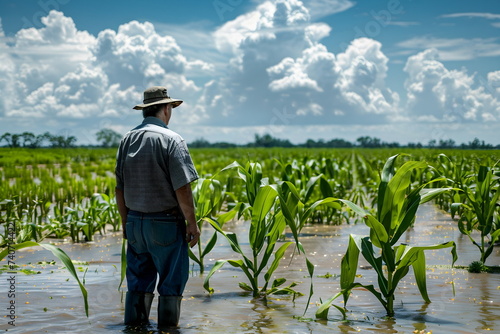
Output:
[227, 259, 256, 291]
[382, 161, 427, 232]
[257, 242, 277, 277]
[264, 242, 293, 283]
[398, 241, 457, 269]
[377, 154, 400, 222]
[203, 260, 227, 294]
[315, 291, 344, 319]
[266, 211, 286, 243]
[458, 218, 472, 236]
[391, 266, 410, 297]
[477, 166, 490, 199]
[391, 242, 457, 302]
[249, 185, 278, 252]
[364, 214, 389, 248]
[119, 238, 127, 292]
[486, 185, 500, 225]
[411, 251, 430, 303]
[390, 193, 420, 245]
[394, 243, 408, 263]
[272, 278, 287, 288]
[347, 282, 388, 312]
[380, 154, 400, 183]
[304, 174, 322, 203]
[484, 229, 500, 260]
[207, 218, 240, 251]
[217, 202, 242, 225]
[188, 248, 201, 266]
[338, 198, 369, 217]
[340, 235, 361, 291]
[420, 188, 456, 204]
[221, 161, 242, 173]
[206, 218, 254, 269]
[201, 231, 218, 258]
[0, 241, 89, 317]
[319, 176, 334, 198]
[277, 182, 300, 239]
[302, 197, 340, 226]
[239, 282, 254, 292]
[491, 229, 500, 244]
[302, 256, 315, 316]
[337, 199, 388, 247]
[280, 180, 301, 202]
[359, 237, 388, 296]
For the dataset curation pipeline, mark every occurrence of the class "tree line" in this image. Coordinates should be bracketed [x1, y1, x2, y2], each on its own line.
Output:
[190, 133, 499, 149]
[0, 131, 498, 149]
[0, 132, 77, 148]
[0, 129, 122, 148]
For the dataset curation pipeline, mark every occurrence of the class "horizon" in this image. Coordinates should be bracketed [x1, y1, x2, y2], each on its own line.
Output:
[0, 129, 498, 148]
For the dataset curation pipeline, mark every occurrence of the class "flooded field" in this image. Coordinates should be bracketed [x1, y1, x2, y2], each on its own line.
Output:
[1, 203, 499, 334]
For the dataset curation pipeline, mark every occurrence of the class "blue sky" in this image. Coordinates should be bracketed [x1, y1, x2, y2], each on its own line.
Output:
[0, 0, 499, 145]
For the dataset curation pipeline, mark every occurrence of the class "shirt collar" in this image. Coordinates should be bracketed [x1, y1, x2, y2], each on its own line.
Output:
[142, 116, 168, 129]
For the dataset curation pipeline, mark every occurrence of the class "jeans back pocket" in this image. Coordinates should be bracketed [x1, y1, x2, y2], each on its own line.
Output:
[151, 219, 178, 246]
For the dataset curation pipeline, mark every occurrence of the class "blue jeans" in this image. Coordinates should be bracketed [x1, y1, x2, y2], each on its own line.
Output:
[126, 211, 188, 296]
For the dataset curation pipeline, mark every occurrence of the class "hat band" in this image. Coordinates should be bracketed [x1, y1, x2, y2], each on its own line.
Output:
[143, 96, 170, 104]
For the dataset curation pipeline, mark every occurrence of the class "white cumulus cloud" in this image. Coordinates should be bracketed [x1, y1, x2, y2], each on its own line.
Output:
[201, 0, 400, 128]
[0, 10, 212, 142]
[404, 48, 500, 122]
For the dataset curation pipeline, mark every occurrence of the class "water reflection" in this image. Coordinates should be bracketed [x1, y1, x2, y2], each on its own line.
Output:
[475, 272, 498, 331]
[371, 317, 398, 333]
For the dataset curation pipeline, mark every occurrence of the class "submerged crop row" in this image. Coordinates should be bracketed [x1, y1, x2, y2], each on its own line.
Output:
[0, 147, 498, 319]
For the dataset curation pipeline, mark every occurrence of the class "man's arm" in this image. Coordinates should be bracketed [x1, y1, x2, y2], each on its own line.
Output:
[115, 187, 128, 239]
[175, 183, 200, 248]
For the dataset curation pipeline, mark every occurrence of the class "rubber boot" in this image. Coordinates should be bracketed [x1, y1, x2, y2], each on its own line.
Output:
[124, 291, 154, 326]
[157, 295, 182, 328]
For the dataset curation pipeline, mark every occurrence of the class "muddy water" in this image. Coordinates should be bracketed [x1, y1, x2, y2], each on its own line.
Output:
[1, 203, 499, 334]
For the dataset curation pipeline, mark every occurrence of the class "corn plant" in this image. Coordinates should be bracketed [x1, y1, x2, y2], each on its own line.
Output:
[203, 162, 305, 298]
[52, 205, 83, 243]
[316, 155, 457, 319]
[96, 193, 121, 232]
[276, 179, 338, 313]
[277, 180, 341, 237]
[457, 165, 500, 265]
[276, 159, 346, 224]
[45, 218, 71, 239]
[431, 153, 472, 216]
[189, 177, 236, 274]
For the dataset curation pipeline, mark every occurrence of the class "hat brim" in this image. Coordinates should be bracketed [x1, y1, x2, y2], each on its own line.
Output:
[133, 98, 183, 110]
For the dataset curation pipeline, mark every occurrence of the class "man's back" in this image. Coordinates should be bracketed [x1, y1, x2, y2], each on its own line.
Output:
[115, 117, 197, 213]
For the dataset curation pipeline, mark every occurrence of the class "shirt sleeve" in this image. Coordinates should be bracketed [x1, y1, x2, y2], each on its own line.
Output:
[168, 139, 199, 190]
[115, 143, 124, 190]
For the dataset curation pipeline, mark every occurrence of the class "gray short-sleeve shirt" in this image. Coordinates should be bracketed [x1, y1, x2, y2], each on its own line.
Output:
[115, 117, 198, 213]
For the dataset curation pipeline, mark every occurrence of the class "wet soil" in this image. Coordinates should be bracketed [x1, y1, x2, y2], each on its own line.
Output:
[1, 203, 499, 333]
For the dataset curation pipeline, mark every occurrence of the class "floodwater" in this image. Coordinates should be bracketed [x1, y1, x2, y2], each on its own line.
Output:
[1, 203, 499, 333]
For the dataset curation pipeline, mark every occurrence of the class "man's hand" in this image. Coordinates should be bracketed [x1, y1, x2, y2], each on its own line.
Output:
[176, 183, 200, 248]
[115, 187, 128, 239]
[186, 222, 200, 248]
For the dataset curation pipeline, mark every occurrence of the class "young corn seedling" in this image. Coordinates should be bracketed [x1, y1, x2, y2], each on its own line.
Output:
[457, 165, 500, 266]
[189, 176, 235, 274]
[203, 162, 305, 298]
[316, 154, 457, 319]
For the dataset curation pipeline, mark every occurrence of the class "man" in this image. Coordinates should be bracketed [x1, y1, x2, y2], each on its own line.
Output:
[115, 86, 200, 329]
